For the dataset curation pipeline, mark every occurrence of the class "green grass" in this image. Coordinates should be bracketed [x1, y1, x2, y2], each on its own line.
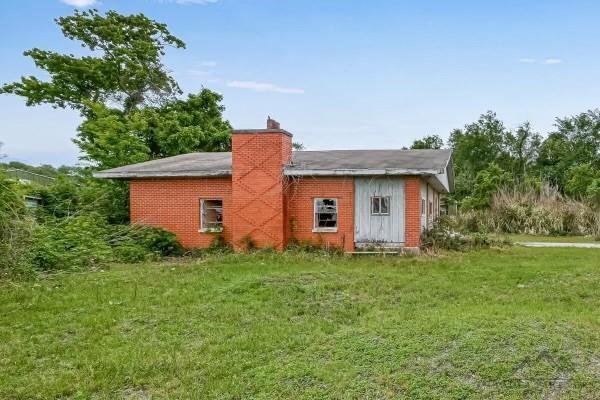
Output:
[1, 248, 600, 399]
[502, 234, 600, 243]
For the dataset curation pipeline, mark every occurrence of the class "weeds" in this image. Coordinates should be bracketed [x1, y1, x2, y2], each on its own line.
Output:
[421, 218, 510, 252]
[451, 183, 600, 236]
[286, 237, 344, 255]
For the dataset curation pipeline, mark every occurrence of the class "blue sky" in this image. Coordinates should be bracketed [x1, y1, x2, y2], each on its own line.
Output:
[1, 0, 600, 166]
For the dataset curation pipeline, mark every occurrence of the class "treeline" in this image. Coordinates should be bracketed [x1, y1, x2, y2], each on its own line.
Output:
[412, 110, 600, 210]
[0, 161, 74, 177]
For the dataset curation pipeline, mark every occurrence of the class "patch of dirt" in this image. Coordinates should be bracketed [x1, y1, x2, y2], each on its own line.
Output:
[543, 371, 570, 400]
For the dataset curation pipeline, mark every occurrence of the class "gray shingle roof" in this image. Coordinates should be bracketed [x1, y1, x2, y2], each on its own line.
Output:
[94, 152, 233, 178]
[288, 149, 451, 173]
[93, 149, 453, 191]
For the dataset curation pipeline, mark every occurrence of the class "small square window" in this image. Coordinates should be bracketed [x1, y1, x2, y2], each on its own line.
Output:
[314, 198, 338, 231]
[200, 199, 223, 232]
[371, 196, 390, 215]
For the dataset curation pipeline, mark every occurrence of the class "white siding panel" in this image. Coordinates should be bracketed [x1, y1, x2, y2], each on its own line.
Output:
[420, 180, 427, 232]
[354, 177, 405, 244]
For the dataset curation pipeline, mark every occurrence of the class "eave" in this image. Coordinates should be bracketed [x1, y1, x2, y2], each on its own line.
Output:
[92, 170, 232, 179]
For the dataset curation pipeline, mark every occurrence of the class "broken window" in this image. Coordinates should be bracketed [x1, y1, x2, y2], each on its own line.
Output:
[200, 199, 223, 232]
[371, 196, 390, 215]
[313, 198, 338, 231]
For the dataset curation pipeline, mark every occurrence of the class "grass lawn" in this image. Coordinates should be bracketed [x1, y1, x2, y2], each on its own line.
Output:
[1, 248, 600, 399]
[501, 234, 600, 243]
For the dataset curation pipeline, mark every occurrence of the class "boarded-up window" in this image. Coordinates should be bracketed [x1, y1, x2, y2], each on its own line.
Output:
[314, 198, 338, 231]
[371, 196, 390, 215]
[200, 199, 223, 232]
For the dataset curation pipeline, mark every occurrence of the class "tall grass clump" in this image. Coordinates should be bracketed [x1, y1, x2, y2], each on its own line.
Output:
[0, 172, 35, 276]
[452, 183, 600, 236]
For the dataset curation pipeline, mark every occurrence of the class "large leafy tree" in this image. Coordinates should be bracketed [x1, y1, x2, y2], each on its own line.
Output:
[2, 9, 232, 168]
[76, 90, 231, 168]
[2, 10, 232, 223]
[537, 109, 600, 189]
[504, 122, 542, 177]
[446, 111, 509, 202]
[1, 9, 185, 113]
[461, 163, 511, 209]
[448, 111, 508, 175]
[410, 134, 444, 150]
[564, 163, 600, 199]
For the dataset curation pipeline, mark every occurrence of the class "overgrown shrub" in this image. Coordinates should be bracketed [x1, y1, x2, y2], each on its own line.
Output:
[238, 234, 256, 252]
[110, 224, 183, 258]
[0, 172, 34, 275]
[208, 232, 232, 253]
[451, 184, 600, 236]
[421, 217, 509, 252]
[27, 215, 184, 270]
[32, 173, 130, 224]
[30, 214, 113, 270]
[286, 237, 344, 255]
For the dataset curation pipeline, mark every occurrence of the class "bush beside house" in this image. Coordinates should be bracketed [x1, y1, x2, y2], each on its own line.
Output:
[0, 170, 183, 277]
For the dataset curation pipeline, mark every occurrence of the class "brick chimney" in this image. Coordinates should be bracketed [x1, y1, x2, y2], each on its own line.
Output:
[230, 118, 293, 250]
[266, 116, 280, 129]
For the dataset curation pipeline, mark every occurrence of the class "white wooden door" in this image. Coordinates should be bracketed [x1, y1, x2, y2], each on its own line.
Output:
[354, 177, 405, 244]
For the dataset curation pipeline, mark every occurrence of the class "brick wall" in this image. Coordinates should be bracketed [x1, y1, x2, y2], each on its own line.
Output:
[130, 178, 232, 248]
[231, 131, 292, 250]
[404, 176, 422, 248]
[130, 174, 424, 252]
[285, 176, 355, 252]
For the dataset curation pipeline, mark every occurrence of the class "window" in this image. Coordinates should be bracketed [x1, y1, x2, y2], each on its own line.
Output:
[421, 199, 425, 216]
[200, 199, 223, 232]
[313, 198, 338, 231]
[371, 196, 390, 215]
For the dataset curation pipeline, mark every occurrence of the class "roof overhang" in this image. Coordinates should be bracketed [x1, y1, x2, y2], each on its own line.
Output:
[93, 170, 232, 179]
[93, 151, 454, 192]
[283, 168, 443, 176]
[284, 167, 452, 193]
[423, 175, 450, 193]
[95, 167, 453, 192]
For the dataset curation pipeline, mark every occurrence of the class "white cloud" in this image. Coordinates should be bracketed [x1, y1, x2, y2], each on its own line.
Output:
[61, 0, 97, 6]
[519, 57, 563, 65]
[227, 81, 305, 94]
[200, 60, 217, 67]
[543, 58, 562, 65]
[188, 69, 210, 76]
[167, 0, 219, 4]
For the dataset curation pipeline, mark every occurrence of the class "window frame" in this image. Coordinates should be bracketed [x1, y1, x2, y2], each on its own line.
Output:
[199, 198, 224, 233]
[370, 196, 391, 216]
[313, 197, 338, 233]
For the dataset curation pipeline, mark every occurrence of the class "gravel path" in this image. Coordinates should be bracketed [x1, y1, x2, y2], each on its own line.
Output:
[517, 242, 600, 249]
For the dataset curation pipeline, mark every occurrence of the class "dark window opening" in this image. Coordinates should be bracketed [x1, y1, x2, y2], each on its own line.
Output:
[314, 198, 338, 230]
[201, 199, 223, 232]
[371, 196, 390, 215]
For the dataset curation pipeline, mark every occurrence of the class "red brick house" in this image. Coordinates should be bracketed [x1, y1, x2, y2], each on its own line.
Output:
[95, 118, 453, 252]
